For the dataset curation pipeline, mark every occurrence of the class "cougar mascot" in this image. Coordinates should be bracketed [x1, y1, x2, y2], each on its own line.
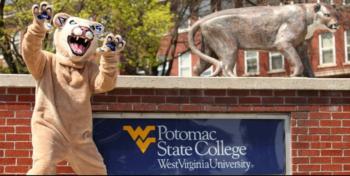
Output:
[189, 3, 339, 77]
[22, 2, 125, 175]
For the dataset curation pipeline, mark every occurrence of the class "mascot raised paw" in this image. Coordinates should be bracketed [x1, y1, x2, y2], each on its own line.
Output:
[22, 2, 125, 175]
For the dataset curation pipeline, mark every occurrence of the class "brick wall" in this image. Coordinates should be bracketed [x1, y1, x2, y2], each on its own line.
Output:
[1, 87, 350, 175]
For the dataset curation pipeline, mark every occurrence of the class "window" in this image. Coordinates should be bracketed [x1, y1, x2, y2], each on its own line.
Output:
[198, 0, 211, 17]
[319, 32, 335, 65]
[13, 32, 20, 52]
[178, 7, 190, 33]
[245, 51, 259, 74]
[317, 0, 333, 4]
[269, 52, 284, 72]
[157, 60, 169, 76]
[200, 66, 213, 77]
[345, 30, 350, 63]
[344, 0, 350, 4]
[178, 51, 192, 77]
[9, 32, 21, 53]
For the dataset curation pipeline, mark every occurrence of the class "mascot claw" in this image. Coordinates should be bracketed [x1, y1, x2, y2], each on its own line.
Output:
[32, 2, 53, 30]
[97, 33, 126, 53]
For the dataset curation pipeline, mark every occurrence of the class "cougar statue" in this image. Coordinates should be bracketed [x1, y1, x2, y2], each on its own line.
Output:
[188, 3, 339, 77]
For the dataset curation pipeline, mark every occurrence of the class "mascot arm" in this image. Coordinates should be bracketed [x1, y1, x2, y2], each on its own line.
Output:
[93, 34, 126, 94]
[93, 54, 119, 94]
[22, 3, 52, 80]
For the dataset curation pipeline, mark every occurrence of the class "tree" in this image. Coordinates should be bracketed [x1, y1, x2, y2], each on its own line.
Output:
[158, 0, 198, 76]
[1, 0, 173, 75]
[78, 0, 173, 75]
[0, 0, 28, 73]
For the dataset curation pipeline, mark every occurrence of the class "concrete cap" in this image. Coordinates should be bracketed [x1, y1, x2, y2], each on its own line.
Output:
[0, 74, 349, 90]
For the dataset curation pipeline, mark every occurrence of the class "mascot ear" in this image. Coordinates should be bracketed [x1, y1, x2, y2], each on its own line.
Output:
[53, 13, 70, 28]
[314, 3, 321, 12]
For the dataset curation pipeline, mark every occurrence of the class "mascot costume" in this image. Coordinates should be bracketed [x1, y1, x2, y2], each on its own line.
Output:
[22, 2, 125, 175]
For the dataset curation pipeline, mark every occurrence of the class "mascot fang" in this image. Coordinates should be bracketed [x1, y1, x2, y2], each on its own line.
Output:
[22, 2, 125, 175]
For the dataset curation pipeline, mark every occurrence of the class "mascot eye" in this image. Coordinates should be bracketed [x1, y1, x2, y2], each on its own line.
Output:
[90, 25, 95, 31]
[324, 13, 330, 17]
[69, 20, 77, 25]
[94, 25, 104, 34]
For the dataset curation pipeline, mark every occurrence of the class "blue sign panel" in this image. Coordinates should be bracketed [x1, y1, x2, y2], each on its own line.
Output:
[93, 118, 286, 175]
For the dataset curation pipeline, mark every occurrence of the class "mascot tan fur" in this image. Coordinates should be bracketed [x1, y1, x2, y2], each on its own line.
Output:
[22, 2, 125, 175]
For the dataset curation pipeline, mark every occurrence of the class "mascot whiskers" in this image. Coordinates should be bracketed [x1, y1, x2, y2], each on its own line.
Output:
[22, 2, 125, 175]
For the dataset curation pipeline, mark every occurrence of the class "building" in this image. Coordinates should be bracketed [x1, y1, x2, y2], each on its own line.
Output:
[0, 8, 20, 70]
[1, 2, 350, 174]
[159, 0, 350, 78]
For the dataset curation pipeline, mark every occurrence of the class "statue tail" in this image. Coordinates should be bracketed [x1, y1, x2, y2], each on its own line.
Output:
[188, 19, 221, 76]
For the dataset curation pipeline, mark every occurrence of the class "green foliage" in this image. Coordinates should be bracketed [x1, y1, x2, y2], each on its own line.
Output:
[2, 0, 173, 74]
[78, 0, 173, 74]
[0, 65, 11, 73]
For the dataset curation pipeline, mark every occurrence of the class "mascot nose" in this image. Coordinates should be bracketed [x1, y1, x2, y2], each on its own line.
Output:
[73, 27, 83, 36]
[72, 26, 94, 40]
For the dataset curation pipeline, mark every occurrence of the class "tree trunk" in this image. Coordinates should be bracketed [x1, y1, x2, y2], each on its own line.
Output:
[0, 37, 19, 73]
[0, 0, 21, 73]
[161, 1, 192, 76]
[257, 0, 268, 6]
[235, 0, 243, 8]
[210, 0, 221, 12]
[0, 0, 4, 18]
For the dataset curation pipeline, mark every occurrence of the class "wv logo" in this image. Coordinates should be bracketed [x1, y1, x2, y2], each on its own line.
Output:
[123, 125, 156, 154]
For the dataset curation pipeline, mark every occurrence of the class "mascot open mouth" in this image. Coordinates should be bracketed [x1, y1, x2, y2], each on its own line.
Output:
[67, 35, 92, 56]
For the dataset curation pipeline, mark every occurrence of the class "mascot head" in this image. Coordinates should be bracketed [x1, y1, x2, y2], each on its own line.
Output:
[313, 3, 339, 32]
[53, 13, 104, 62]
